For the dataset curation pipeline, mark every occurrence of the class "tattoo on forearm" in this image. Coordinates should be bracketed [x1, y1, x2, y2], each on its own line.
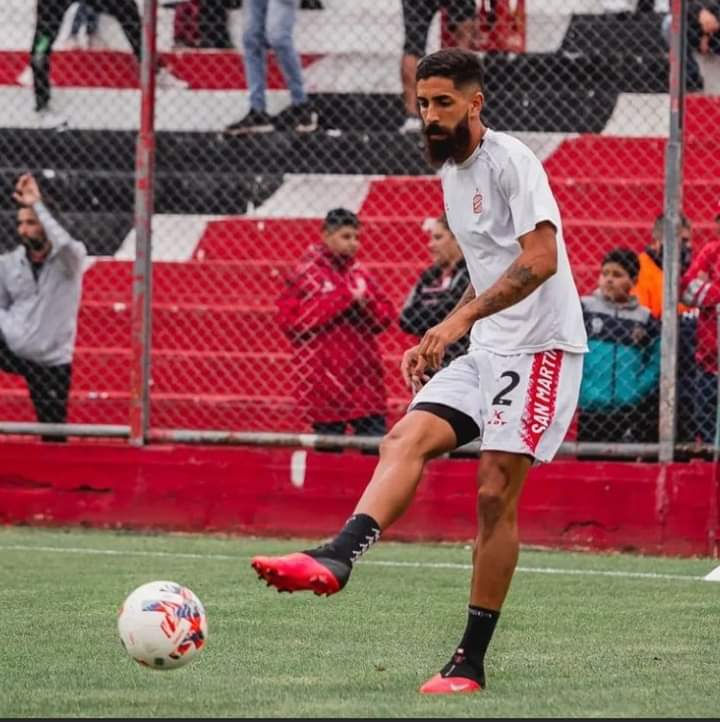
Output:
[476, 259, 544, 317]
[506, 261, 539, 287]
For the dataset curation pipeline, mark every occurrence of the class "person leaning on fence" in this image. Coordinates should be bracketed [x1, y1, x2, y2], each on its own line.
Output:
[577, 248, 660, 447]
[276, 208, 395, 437]
[399, 213, 470, 368]
[1, 174, 88, 442]
[679, 199, 720, 446]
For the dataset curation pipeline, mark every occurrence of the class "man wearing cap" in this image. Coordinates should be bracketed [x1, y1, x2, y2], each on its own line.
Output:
[277, 208, 395, 437]
[681, 199, 720, 444]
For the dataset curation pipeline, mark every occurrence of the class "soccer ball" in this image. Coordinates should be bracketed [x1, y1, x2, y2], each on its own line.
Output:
[117, 580, 208, 670]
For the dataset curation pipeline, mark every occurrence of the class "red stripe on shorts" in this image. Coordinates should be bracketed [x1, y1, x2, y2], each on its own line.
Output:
[520, 350, 564, 454]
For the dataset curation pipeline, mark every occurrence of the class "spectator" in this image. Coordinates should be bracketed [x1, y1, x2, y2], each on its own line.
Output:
[223, 0, 318, 135]
[633, 213, 693, 320]
[661, 1, 720, 91]
[277, 208, 395, 437]
[399, 0, 476, 133]
[399, 213, 470, 367]
[633, 212, 697, 442]
[173, 0, 235, 50]
[66, 2, 101, 50]
[28, 0, 188, 131]
[577, 248, 660, 445]
[1, 174, 87, 441]
[680, 199, 720, 445]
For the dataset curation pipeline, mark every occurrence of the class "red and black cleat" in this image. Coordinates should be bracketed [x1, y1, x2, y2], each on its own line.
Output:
[251, 552, 351, 597]
[419, 674, 482, 695]
[418, 648, 485, 695]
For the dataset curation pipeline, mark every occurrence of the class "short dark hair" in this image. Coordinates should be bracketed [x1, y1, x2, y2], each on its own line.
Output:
[323, 207, 359, 231]
[602, 247, 640, 281]
[653, 212, 690, 237]
[416, 48, 484, 93]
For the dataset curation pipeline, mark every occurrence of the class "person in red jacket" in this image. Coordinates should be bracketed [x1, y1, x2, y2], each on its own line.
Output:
[680, 199, 720, 444]
[277, 208, 395, 436]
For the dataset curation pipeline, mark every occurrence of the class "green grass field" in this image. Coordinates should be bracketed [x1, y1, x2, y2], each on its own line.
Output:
[1, 526, 719, 718]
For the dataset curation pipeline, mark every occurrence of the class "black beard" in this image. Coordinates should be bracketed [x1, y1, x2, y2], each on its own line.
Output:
[20, 236, 46, 252]
[423, 115, 472, 168]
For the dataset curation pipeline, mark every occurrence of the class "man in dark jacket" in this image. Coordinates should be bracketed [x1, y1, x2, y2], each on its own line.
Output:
[399, 213, 470, 367]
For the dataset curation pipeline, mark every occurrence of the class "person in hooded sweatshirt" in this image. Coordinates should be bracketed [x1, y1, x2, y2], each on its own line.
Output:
[277, 208, 395, 437]
[577, 247, 660, 445]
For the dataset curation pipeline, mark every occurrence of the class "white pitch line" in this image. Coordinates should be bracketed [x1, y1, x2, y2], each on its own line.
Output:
[0, 544, 712, 583]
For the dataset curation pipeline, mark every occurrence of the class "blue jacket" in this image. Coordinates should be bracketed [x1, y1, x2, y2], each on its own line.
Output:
[579, 291, 660, 410]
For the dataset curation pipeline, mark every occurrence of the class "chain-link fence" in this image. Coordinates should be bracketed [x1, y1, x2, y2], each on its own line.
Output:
[0, 0, 718, 456]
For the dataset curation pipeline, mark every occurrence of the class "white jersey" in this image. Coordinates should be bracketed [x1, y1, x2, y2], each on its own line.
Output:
[440, 128, 587, 355]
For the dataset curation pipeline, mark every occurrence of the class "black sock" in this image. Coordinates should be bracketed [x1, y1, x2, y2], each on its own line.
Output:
[440, 606, 500, 687]
[305, 513, 381, 566]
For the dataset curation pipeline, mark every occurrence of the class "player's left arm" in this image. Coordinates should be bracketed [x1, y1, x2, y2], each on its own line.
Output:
[417, 222, 557, 369]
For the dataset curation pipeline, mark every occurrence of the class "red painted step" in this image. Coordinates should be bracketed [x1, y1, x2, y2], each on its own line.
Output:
[0, 386, 410, 432]
[544, 136, 720, 182]
[0, 49, 322, 90]
[552, 179, 720, 223]
[194, 218, 432, 263]
[0, 345, 414, 400]
[82, 258, 422, 306]
[360, 177, 444, 218]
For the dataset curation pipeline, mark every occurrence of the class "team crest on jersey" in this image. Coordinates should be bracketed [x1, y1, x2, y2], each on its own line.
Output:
[472, 191, 483, 214]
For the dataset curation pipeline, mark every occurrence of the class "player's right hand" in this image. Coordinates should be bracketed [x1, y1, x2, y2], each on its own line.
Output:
[400, 344, 429, 394]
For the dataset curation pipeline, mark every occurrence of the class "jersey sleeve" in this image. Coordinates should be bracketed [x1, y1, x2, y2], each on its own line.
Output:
[498, 148, 561, 241]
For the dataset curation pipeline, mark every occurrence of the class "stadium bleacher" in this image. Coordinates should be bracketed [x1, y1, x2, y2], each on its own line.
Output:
[0, 0, 718, 432]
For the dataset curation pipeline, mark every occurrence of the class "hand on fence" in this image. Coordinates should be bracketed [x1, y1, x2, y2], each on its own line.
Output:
[13, 174, 41, 207]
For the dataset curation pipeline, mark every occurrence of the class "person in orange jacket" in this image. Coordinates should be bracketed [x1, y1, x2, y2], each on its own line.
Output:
[633, 212, 697, 442]
[277, 208, 395, 436]
[633, 213, 693, 319]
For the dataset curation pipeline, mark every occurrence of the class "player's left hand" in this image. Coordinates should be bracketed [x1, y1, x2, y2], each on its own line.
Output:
[417, 313, 472, 371]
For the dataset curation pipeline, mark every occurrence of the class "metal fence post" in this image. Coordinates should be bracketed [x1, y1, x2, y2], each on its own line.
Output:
[130, 0, 157, 446]
[659, 0, 686, 463]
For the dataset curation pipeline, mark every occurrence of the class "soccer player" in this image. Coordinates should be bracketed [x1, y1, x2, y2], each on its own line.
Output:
[251, 47, 588, 695]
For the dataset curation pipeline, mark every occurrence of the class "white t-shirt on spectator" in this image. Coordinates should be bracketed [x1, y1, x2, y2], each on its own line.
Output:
[440, 128, 588, 355]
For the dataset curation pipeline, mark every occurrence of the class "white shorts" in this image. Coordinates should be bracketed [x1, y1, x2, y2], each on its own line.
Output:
[408, 348, 583, 463]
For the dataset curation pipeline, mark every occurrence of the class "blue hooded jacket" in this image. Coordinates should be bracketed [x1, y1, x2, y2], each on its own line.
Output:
[579, 291, 660, 410]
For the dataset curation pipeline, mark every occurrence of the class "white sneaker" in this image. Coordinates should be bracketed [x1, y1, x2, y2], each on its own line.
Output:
[156, 66, 189, 89]
[399, 115, 422, 134]
[58, 35, 84, 50]
[37, 109, 69, 131]
[87, 33, 111, 51]
[16, 65, 33, 87]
